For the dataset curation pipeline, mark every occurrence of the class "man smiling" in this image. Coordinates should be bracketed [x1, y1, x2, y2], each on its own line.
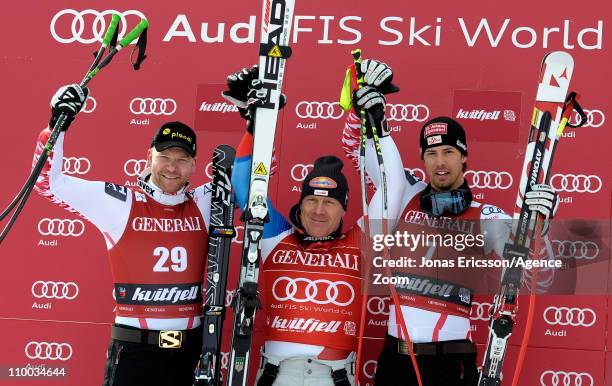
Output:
[223, 63, 405, 386]
[33, 85, 213, 386]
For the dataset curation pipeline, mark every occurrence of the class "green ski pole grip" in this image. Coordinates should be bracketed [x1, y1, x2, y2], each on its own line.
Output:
[102, 14, 121, 46]
[119, 18, 148, 48]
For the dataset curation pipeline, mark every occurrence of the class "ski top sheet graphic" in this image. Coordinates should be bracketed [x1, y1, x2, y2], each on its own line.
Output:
[479, 52, 578, 386]
[227, 1, 295, 386]
[194, 144, 235, 386]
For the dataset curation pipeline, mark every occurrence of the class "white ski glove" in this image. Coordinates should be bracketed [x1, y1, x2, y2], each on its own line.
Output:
[525, 184, 559, 236]
[361, 59, 393, 87]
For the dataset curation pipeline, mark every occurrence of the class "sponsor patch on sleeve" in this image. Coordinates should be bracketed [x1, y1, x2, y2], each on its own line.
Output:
[105, 182, 128, 202]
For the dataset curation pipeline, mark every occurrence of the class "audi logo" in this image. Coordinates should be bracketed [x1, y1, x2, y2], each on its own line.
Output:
[470, 301, 493, 321]
[290, 164, 313, 182]
[552, 240, 599, 260]
[405, 167, 426, 182]
[464, 170, 513, 190]
[25, 341, 73, 361]
[123, 159, 147, 177]
[540, 370, 593, 386]
[295, 101, 344, 119]
[129, 98, 177, 115]
[31, 281, 79, 300]
[50, 9, 147, 45]
[367, 296, 390, 315]
[570, 109, 604, 128]
[272, 277, 355, 307]
[362, 360, 377, 379]
[543, 306, 596, 327]
[82, 96, 96, 113]
[62, 157, 91, 175]
[232, 225, 244, 245]
[550, 174, 602, 193]
[38, 218, 85, 237]
[294, 101, 429, 122]
[386, 104, 430, 122]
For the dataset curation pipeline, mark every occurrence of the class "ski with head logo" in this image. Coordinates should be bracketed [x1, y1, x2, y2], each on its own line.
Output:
[227, 1, 295, 385]
[193, 145, 236, 386]
[478, 52, 586, 385]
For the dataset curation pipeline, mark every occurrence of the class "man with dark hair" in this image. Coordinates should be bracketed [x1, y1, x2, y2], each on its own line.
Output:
[343, 61, 558, 386]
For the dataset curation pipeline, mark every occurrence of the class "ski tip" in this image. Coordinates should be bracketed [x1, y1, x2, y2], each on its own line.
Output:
[545, 51, 574, 66]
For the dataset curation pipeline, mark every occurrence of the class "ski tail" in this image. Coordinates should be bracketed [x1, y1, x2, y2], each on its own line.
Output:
[194, 145, 236, 386]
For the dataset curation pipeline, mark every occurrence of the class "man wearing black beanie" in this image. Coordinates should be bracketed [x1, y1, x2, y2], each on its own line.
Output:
[33, 86, 216, 385]
[343, 60, 560, 386]
[222, 63, 407, 386]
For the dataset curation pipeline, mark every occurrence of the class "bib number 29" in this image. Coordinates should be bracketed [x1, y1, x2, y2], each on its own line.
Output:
[153, 246, 187, 272]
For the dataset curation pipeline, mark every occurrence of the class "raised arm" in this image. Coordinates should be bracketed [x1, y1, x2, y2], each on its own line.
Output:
[34, 85, 132, 249]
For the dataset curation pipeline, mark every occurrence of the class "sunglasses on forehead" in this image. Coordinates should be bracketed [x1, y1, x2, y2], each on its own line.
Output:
[420, 189, 472, 217]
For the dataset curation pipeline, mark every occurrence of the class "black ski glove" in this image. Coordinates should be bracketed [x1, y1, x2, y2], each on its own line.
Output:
[222, 66, 285, 134]
[352, 86, 389, 139]
[49, 84, 89, 131]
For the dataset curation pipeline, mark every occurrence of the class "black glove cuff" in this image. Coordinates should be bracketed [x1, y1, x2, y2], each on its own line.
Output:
[49, 109, 75, 132]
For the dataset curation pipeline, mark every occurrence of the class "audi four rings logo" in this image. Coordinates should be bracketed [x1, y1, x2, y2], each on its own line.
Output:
[31, 281, 79, 300]
[540, 371, 594, 386]
[25, 342, 73, 361]
[62, 157, 91, 175]
[50, 9, 147, 44]
[38, 218, 85, 237]
[552, 240, 599, 260]
[464, 170, 513, 190]
[367, 296, 390, 315]
[129, 98, 177, 115]
[82, 96, 96, 113]
[272, 277, 355, 306]
[290, 164, 314, 182]
[296, 101, 344, 119]
[294, 101, 429, 122]
[362, 360, 378, 379]
[570, 109, 605, 128]
[470, 301, 494, 321]
[123, 159, 147, 177]
[550, 174, 602, 193]
[386, 104, 430, 122]
[543, 306, 596, 327]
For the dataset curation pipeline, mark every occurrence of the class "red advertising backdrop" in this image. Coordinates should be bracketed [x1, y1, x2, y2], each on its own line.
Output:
[0, 0, 610, 385]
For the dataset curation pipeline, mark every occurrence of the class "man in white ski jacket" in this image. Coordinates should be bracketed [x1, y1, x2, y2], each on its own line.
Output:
[34, 85, 213, 386]
[342, 60, 559, 386]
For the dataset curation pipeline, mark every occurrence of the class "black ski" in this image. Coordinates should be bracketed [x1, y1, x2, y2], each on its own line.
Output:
[194, 144, 236, 386]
